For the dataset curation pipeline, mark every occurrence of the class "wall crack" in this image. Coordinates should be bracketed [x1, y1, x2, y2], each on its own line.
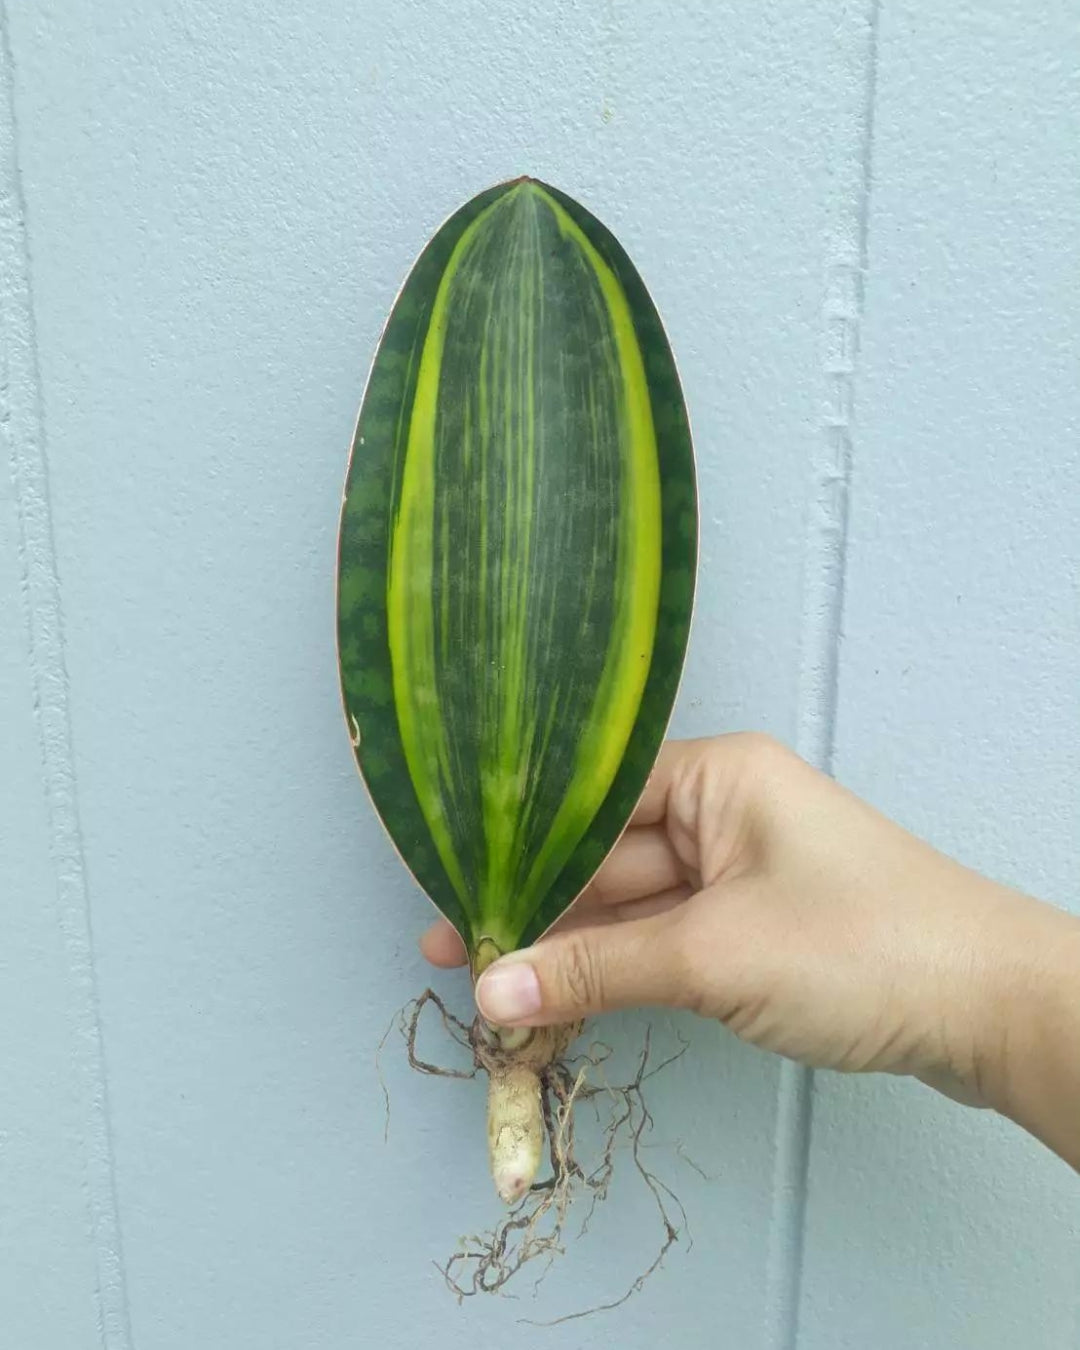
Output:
[0, 9, 134, 1349]
[763, 2, 882, 1347]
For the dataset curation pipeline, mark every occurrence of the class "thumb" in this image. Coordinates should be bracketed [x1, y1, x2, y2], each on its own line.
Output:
[475, 912, 689, 1026]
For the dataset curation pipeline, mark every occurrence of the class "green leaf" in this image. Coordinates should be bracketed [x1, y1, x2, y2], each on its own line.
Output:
[337, 178, 697, 958]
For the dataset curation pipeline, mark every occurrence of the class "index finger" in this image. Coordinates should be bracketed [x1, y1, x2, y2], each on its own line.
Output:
[630, 738, 709, 826]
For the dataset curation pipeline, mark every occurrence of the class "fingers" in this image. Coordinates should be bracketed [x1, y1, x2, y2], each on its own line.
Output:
[474, 909, 693, 1026]
[418, 918, 467, 967]
[587, 824, 690, 905]
[419, 732, 782, 980]
[417, 882, 692, 971]
[629, 739, 701, 826]
[566, 884, 692, 928]
[633, 733, 799, 887]
[629, 735, 755, 826]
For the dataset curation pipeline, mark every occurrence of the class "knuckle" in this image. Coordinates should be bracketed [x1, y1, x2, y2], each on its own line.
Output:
[730, 731, 787, 773]
[724, 731, 798, 808]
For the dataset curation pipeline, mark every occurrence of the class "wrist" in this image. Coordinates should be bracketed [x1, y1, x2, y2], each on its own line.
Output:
[969, 890, 1080, 1166]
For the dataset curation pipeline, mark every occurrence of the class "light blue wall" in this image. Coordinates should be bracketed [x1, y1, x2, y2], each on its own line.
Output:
[2, 2, 1077, 1346]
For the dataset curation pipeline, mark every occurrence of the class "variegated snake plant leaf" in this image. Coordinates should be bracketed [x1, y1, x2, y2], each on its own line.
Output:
[337, 178, 697, 965]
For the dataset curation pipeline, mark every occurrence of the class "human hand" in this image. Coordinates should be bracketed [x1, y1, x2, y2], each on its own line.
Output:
[421, 735, 1080, 1159]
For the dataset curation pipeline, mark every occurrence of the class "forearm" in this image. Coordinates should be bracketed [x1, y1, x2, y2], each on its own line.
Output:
[975, 893, 1080, 1171]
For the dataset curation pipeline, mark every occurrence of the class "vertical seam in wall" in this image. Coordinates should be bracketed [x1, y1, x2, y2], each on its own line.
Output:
[763, 2, 881, 1348]
[0, 12, 134, 1350]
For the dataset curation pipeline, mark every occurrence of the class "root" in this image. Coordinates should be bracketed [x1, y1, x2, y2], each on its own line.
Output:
[403, 988, 476, 1079]
[474, 1017, 580, 1204]
[393, 991, 693, 1317]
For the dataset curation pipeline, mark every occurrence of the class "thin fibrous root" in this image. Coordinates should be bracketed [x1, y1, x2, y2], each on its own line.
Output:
[395, 991, 695, 1316]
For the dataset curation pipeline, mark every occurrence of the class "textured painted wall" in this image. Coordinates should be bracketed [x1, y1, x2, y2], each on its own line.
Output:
[1, 3, 1076, 1348]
